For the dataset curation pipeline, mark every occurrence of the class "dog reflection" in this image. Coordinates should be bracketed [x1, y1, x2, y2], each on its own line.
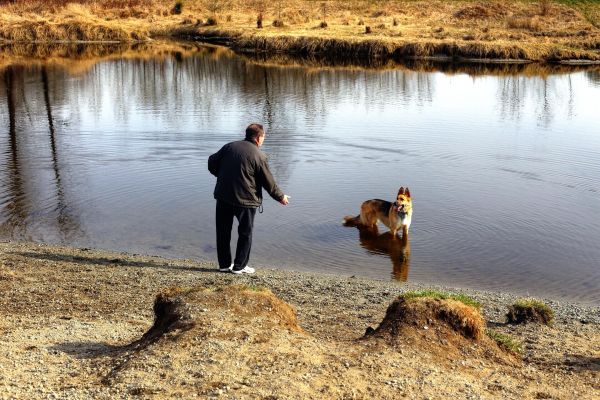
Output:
[358, 228, 411, 281]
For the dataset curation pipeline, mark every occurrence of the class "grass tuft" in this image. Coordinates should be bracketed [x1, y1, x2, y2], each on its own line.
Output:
[486, 329, 523, 355]
[171, 1, 182, 15]
[507, 298, 555, 325]
[205, 16, 218, 26]
[401, 290, 481, 309]
[506, 15, 541, 31]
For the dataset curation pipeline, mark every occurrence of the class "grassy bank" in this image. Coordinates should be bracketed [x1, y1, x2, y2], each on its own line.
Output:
[0, 1, 599, 62]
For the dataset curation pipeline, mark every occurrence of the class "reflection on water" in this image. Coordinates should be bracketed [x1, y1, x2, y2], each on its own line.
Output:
[357, 228, 411, 282]
[0, 64, 82, 242]
[587, 70, 600, 87]
[1, 44, 599, 304]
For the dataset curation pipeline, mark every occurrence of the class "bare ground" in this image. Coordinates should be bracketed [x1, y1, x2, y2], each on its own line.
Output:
[0, 241, 598, 399]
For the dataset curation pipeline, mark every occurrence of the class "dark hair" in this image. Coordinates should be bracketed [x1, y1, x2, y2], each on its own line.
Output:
[245, 123, 265, 140]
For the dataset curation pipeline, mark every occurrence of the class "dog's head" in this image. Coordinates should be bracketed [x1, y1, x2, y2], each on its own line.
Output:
[394, 187, 412, 217]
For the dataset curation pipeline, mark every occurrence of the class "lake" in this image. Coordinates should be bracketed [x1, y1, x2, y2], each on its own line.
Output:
[1, 44, 599, 304]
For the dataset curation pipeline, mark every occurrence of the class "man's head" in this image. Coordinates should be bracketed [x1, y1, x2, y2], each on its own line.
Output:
[245, 123, 266, 147]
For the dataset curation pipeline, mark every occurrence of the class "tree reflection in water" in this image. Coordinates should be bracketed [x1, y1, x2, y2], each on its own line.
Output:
[0, 65, 82, 241]
[1, 66, 29, 238]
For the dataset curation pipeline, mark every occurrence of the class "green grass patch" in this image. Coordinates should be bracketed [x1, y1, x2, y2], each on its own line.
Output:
[400, 290, 481, 309]
[239, 284, 268, 292]
[558, 0, 600, 27]
[486, 329, 523, 355]
[213, 284, 268, 293]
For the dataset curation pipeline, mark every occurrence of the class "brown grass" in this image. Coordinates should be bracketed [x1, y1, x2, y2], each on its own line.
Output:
[0, 1, 599, 61]
[506, 15, 542, 31]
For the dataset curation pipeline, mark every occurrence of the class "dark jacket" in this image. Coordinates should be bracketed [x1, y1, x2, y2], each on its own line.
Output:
[208, 139, 284, 208]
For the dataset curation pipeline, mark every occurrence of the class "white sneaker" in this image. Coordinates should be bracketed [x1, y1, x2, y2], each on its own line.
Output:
[219, 263, 233, 272]
[231, 266, 255, 274]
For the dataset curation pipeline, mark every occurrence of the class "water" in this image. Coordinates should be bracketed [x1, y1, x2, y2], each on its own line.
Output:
[1, 45, 599, 304]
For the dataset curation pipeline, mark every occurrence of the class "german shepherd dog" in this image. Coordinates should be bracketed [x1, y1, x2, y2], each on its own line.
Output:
[344, 187, 413, 239]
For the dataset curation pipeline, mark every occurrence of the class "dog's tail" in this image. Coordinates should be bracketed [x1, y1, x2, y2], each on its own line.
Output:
[343, 215, 360, 226]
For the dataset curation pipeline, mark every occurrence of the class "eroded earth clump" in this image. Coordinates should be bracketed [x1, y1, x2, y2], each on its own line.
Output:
[367, 296, 485, 340]
[506, 298, 555, 325]
[363, 293, 521, 365]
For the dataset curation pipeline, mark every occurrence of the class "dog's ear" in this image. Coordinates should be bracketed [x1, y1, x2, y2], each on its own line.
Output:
[405, 188, 411, 198]
[398, 187, 405, 196]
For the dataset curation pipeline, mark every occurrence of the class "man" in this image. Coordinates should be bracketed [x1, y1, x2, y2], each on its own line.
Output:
[208, 123, 290, 274]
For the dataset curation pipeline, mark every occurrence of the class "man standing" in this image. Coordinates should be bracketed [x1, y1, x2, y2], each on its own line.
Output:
[208, 123, 290, 274]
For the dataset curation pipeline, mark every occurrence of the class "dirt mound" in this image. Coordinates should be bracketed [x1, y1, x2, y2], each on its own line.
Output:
[453, 2, 508, 20]
[135, 287, 195, 346]
[143, 285, 303, 343]
[99, 284, 308, 391]
[368, 296, 485, 341]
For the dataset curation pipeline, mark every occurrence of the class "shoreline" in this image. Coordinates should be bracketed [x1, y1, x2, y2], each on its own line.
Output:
[178, 28, 600, 65]
[1, 240, 598, 398]
[3, 40, 600, 78]
[1, 239, 598, 321]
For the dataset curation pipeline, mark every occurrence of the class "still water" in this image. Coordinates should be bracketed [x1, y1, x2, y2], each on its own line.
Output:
[1, 46, 599, 304]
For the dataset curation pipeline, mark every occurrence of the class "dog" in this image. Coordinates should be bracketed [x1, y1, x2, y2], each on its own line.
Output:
[344, 187, 412, 239]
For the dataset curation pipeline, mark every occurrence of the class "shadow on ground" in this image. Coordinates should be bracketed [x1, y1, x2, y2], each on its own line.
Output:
[49, 341, 131, 360]
[13, 251, 216, 273]
[564, 355, 600, 371]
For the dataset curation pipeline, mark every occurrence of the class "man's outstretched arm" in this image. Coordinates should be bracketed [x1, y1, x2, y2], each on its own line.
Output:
[259, 158, 289, 205]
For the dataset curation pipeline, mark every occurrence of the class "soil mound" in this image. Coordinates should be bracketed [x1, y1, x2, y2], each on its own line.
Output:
[141, 285, 303, 344]
[102, 285, 305, 386]
[136, 287, 195, 347]
[367, 296, 485, 341]
[132, 285, 304, 348]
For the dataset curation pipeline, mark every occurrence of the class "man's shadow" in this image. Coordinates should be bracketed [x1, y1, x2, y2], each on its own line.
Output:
[357, 227, 411, 281]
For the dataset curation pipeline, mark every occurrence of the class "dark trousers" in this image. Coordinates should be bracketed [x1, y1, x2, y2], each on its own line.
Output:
[216, 201, 257, 271]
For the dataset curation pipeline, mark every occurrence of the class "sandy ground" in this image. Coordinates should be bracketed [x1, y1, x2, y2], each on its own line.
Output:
[0, 240, 598, 399]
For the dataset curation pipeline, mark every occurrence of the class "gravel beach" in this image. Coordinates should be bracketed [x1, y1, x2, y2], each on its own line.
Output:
[0, 240, 598, 399]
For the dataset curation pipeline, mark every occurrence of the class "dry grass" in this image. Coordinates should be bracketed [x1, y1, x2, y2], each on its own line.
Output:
[0, 1, 599, 61]
[506, 15, 542, 30]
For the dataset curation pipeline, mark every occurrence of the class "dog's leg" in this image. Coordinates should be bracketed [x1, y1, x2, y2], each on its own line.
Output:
[402, 225, 409, 240]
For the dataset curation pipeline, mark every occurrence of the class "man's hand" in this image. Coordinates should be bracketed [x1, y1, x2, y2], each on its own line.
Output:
[280, 195, 290, 205]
